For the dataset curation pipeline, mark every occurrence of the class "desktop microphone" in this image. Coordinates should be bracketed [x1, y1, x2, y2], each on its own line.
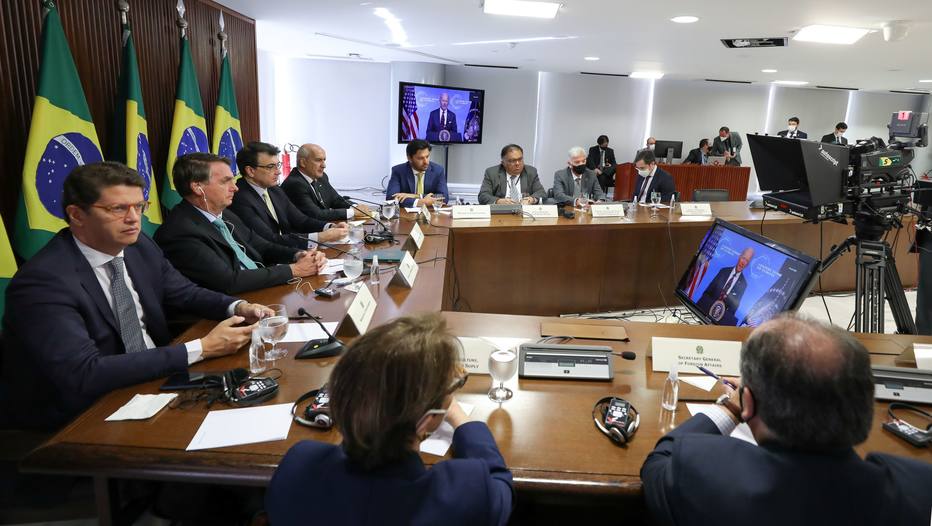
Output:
[337, 195, 394, 234]
[287, 233, 351, 256]
[294, 307, 345, 359]
[343, 195, 384, 207]
[613, 351, 637, 360]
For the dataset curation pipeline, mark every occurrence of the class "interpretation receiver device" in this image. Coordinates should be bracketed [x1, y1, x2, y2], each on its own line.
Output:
[518, 343, 614, 381]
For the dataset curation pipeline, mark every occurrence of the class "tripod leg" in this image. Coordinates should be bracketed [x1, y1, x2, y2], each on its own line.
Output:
[883, 250, 917, 334]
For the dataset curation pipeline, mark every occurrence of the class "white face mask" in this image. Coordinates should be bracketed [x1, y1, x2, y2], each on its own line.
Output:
[836, 131, 845, 138]
[636, 167, 651, 177]
[647, 144, 655, 151]
[788, 124, 797, 131]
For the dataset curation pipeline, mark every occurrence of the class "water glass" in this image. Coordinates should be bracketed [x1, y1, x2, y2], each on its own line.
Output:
[248, 330, 269, 374]
[259, 304, 289, 360]
[343, 257, 364, 280]
[348, 225, 365, 255]
[650, 191, 662, 208]
[381, 201, 397, 221]
[488, 349, 518, 403]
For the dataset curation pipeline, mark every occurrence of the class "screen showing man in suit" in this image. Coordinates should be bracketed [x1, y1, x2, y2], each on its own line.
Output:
[426, 92, 459, 143]
[821, 122, 849, 145]
[777, 116, 808, 139]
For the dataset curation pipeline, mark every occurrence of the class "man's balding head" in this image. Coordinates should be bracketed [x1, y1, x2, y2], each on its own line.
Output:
[297, 143, 326, 178]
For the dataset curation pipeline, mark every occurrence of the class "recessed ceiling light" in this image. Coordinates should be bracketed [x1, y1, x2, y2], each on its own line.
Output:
[920, 79, 932, 83]
[630, 71, 664, 80]
[670, 16, 699, 24]
[793, 24, 870, 45]
[584, 56, 600, 61]
[483, 0, 560, 19]
[373, 8, 409, 47]
[773, 80, 809, 86]
[452, 35, 577, 46]
[761, 68, 778, 73]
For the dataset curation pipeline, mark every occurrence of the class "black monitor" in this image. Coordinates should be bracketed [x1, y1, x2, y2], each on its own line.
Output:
[675, 219, 819, 327]
[654, 140, 683, 162]
[747, 133, 847, 207]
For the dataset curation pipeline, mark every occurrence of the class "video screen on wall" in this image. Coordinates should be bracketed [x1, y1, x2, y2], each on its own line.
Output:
[397, 81, 485, 144]
[675, 219, 819, 327]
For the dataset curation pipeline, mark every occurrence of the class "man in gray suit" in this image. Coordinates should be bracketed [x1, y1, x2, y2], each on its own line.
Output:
[553, 146, 606, 206]
[478, 144, 547, 205]
[711, 126, 743, 166]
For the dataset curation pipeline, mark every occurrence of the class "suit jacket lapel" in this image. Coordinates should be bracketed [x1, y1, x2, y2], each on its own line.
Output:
[269, 187, 290, 231]
[124, 244, 168, 345]
[181, 201, 236, 253]
[66, 232, 119, 333]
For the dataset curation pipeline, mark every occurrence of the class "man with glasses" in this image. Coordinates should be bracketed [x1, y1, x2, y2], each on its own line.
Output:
[1, 162, 271, 429]
[478, 144, 546, 205]
[155, 153, 327, 295]
[229, 142, 348, 250]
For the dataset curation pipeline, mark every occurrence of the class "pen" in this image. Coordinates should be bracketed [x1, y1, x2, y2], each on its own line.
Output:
[697, 366, 738, 390]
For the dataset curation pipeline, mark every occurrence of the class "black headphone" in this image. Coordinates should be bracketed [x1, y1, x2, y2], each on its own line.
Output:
[592, 396, 640, 445]
[292, 387, 333, 429]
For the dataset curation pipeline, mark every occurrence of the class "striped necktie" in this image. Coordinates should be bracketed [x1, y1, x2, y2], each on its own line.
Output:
[107, 257, 148, 354]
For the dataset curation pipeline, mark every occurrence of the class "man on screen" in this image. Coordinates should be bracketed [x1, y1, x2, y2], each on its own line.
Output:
[426, 92, 459, 142]
[695, 247, 754, 325]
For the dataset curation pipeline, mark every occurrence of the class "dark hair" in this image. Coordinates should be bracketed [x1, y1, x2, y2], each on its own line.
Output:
[836, 122, 848, 131]
[788, 117, 800, 124]
[329, 313, 460, 469]
[719, 126, 730, 133]
[236, 141, 280, 176]
[406, 139, 431, 158]
[740, 313, 874, 450]
[634, 149, 657, 165]
[62, 162, 145, 223]
[173, 152, 230, 198]
[699, 138, 710, 148]
[597, 135, 609, 145]
[500, 144, 523, 158]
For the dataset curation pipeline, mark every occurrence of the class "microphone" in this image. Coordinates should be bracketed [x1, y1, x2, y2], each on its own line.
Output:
[294, 307, 345, 359]
[613, 351, 637, 360]
[287, 232, 351, 256]
[343, 195, 384, 207]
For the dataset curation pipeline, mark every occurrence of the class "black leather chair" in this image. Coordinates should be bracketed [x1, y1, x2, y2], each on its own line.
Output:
[692, 189, 729, 202]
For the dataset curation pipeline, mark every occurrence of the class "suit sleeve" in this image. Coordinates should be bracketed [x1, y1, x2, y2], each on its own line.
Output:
[282, 178, 348, 223]
[527, 171, 546, 201]
[227, 211, 300, 265]
[606, 148, 617, 166]
[478, 169, 498, 205]
[590, 174, 606, 201]
[386, 167, 416, 208]
[452, 422, 515, 526]
[552, 171, 572, 204]
[142, 235, 235, 320]
[586, 148, 598, 170]
[661, 173, 678, 201]
[228, 197, 307, 250]
[281, 196, 330, 234]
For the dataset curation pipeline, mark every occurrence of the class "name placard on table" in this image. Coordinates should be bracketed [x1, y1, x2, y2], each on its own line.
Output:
[651, 336, 741, 376]
[521, 204, 558, 218]
[388, 250, 419, 289]
[679, 202, 713, 216]
[402, 222, 424, 253]
[590, 203, 627, 217]
[336, 284, 377, 337]
[452, 205, 491, 219]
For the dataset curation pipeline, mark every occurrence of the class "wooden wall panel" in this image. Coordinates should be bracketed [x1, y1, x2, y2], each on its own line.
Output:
[0, 0, 258, 242]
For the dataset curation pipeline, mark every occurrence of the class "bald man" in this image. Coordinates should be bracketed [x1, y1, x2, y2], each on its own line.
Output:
[281, 143, 371, 222]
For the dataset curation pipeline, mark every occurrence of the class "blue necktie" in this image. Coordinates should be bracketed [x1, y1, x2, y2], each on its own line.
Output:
[212, 218, 258, 270]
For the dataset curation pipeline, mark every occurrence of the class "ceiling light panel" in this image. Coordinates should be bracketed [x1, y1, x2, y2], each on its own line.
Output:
[483, 0, 560, 19]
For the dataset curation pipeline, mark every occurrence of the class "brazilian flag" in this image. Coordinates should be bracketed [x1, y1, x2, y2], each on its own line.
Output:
[212, 51, 243, 175]
[111, 19, 162, 235]
[163, 36, 208, 210]
[14, 3, 103, 260]
[0, 215, 16, 319]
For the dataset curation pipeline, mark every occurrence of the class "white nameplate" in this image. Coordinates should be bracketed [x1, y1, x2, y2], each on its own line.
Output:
[457, 336, 496, 375]
[452, 205, 491, 219]
[651, 337, 741, 376]
[336, 284, 377, 337]
[420, 204, 431, 218]
[590, 203, 626, 217]
[680, 203, 713, 216]
[522, 204, 558, 218]
[402, 222, 424, 253]
[389, 250, 419, 289]
[914, 343, 932, 369]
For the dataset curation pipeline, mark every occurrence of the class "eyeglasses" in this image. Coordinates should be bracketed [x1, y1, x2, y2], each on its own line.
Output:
[447, 363, 469, 394]
[253, 162, 283, 171]
[91, 201, 150, 217]
[503, 157, 524, 165]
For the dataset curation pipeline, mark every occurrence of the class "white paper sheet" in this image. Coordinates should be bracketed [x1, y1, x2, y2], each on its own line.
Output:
[281, 322, 339, 342]
[186, 403, 293, 451]
[680, 375, 719, 392]
[478, 337, 530, 352]
[913, 343, 932, 369]
[685, 403, 757, 445]
[105, 393, 177, 421]
[343, 281, 364, 293]
[348, 220, 366, 227]
[420, 402, 476, 457]
[319, 259, 345, 276]
[405, 207, 421, 213]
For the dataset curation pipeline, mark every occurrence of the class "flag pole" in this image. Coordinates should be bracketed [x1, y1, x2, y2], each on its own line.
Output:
[218, 11, 228, 58]
[176, 0, 187, 38]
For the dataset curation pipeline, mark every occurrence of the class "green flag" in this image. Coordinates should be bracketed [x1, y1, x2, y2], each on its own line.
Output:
[0, 215, 16, 320]
[111, 19, 162, 235]
[163, 36, 208, 209]
[14, 3, 103, 260]
[212, 42, 243, 173]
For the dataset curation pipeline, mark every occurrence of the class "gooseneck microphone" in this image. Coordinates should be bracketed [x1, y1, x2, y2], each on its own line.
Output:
[287, 232, 351, 256]
[294, 307, 345, 359]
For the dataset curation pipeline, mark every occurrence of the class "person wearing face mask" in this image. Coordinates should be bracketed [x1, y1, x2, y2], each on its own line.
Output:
[777, 117, 808, 140]
[587, 135, 617, 192]
[631, 150, 677, 204]
[820, 122, 849, 145]
[636, 136, 657, 158]
[478, 144, 547, 205]
[711, 126, 743, 166]
[683, 138, 712, 165]
[553, 146, 606, 206]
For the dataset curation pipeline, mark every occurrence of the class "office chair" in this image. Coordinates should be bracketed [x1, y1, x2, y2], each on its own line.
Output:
[692, 189, 729, 202]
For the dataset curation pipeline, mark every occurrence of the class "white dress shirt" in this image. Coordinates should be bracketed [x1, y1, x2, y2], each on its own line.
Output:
[299, 170, 353, 220]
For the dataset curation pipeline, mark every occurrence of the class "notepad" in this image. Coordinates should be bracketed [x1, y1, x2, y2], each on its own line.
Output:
[186, 403, 293, 451]
[420, 401, 475, 457]
[685, 403, 756, 445]
[281, 322, 339, 343]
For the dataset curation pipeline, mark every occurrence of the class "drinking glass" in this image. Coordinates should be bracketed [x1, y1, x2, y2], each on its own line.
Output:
[343, 257, 364, 280]
[348, 225, 365, 255]
[488, 349, 518, 403]
[431, 195, 445, 212]
[259, 304, 289, 360]
[381, 201, 397, 221]
[650, 191, 662, 208]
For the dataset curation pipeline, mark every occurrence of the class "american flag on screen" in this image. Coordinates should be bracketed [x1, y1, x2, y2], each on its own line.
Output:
[401, 85, 420, 140]
[685, 227, 723, 297]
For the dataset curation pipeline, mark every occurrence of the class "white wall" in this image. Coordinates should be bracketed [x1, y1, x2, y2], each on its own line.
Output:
[767, 87, 849, 139]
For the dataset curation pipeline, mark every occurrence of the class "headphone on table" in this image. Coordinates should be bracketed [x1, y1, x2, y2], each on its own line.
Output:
[592, 396, 640, 445]
[291, 386, 333, 429]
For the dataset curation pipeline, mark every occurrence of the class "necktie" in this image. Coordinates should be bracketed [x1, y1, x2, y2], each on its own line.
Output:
[263, 191, 280, 225]
[309, 180, 323, 204]
[600, 149, 605, 167]
[212, 218, 258, 270]
[416, 172, 425, 196]
[107, 257, 148, 354]
[718, 272, 739, 302]
[508, 177, 520, 201]
[441, 110, 446, 129]
[639, 176, 653, 203]
[573, 177, 582, 198]
[701, 153, 707, 165]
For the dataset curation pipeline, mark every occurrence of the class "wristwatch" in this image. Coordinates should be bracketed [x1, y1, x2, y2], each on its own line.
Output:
[715, 393, 742, 423]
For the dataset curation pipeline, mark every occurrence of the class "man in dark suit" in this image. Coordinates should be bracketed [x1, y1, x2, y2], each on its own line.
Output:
[280, 143, 373, 222]
[478, 144, 547, 205]
[641, 314, 932, 526]
[631, 150, 677, 204]
[821, 121, 849, 145]
[586, 135, 617, 192]
[711, 126, 743, 165]
[425, 92, 459, 142]
[554, 146, 606, 205]
[777, 116, 808, 139]
[386, 139, 450, 208]
[695, 247, 753, 325]
[229, 141, 347, 251]
[1, 162, 269, 429]
[155, 153, 326, 295]
[683, 138, 711, 164]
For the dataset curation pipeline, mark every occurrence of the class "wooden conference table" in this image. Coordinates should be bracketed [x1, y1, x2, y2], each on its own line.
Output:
[21, 206, 930, 523]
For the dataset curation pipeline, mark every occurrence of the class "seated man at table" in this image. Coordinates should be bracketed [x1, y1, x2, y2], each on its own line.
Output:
[386, 139, 450, 208]
[682, 138, 711, 165]
[229, 141, 347, 251]
[587, 135, 617, 192]
[631, 150, 676, 204]
[155, 153, 326, 295]
[280, 143, 372, 222]
[641, 314, 932, 526]
[0, 162, 269, 430]
[553, 146, 606, 206]
[478, 144, 547, 205]
[821, 122, 849, 145]
[777, 116, 808, 139]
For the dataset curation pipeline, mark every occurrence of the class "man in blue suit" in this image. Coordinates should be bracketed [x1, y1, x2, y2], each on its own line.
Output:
[386, 139, 450, 208]
[1, 162, 269, 430]
[425, 92, 459, 142]
[641, 314, 932, 526]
